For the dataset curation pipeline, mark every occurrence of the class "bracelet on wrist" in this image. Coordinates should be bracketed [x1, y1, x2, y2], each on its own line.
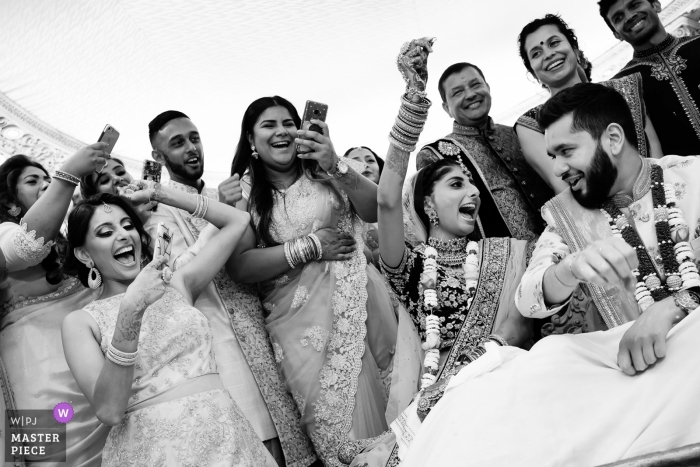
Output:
[53, 170, 80, 186]
[106, 342, 138, 367]
[553, 260, 578, 288]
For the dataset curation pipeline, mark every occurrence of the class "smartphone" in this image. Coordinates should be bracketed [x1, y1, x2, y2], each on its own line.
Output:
[154, 222, 173, 267]
[296, 100, 328, 154]
[98, 124, 120, 155]
[142, 160, 162, 183]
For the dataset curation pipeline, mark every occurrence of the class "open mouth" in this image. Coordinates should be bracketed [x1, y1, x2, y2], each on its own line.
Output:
[114, 245, 136, 266]
[465, 100, 482, 110]
[185, 156, 200, 167]
[271, 141, 291, 149]
[546, 59, 565, 71]
[626, 16, 646, 33]
[564, 174, 584, 191]
[458, 203, 476, 220]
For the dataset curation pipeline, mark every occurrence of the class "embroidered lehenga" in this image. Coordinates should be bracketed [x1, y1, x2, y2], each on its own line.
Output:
[341, 174, 532, 467]
[248, 171, 421, 466]
[83, 286, 276, 467]
[0, 222, 108, 466]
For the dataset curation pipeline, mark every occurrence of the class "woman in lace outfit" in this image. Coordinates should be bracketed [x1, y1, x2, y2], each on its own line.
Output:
[0, 146, 113, 466]
[344, 146, 383, 268]
[515, 14, 663, 192]
[227, 96, 422, 466]
[339, 38, 533, 467]
[62, 191, 276, 467]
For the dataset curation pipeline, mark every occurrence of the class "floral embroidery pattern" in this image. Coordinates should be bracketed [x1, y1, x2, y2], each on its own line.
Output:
[291, 286, 311, 309]
[674, 182, 687, 200]
[274, 275, 291, 287]
[12, 222, 54, 265]
[273, 342, 285, 363]
[650, 54, 687, 81]
[437, 141, 460, 156]
[300, 326, 328, 352]
[293, 391, 306, 416]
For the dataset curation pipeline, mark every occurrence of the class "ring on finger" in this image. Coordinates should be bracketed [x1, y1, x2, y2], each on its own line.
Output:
[161, 266, 172, 284]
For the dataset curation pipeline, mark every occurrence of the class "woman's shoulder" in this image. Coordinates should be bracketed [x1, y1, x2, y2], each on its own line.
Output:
[514, 106, 543, 134]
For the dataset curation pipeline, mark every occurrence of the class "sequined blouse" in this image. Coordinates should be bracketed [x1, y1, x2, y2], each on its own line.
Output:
[381, 242, 472, 350]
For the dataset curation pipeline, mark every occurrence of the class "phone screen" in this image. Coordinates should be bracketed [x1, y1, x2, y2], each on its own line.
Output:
[142, 160, 162, 183]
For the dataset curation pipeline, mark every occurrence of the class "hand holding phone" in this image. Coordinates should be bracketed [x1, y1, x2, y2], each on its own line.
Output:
[154, 222, 173, 268]
[98, 125, 120, 156]
[296, 101, 328, 154]
[142, 160, 162, 183]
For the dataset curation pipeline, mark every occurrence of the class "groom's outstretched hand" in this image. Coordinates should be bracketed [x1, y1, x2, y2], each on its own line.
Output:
[617, 296, 684, 375]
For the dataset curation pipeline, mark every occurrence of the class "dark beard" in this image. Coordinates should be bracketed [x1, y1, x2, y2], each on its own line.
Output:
[162, 153, 204, 181]
[571, 142, 618, 209]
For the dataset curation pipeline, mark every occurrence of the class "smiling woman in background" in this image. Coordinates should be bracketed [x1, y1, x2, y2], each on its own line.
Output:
[514, 14, 662, 193]
[0, 146, 112, 466]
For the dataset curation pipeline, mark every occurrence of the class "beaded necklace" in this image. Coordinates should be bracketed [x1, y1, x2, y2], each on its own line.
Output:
[419, 239, 479, 389]
[600, 165, 700, 311]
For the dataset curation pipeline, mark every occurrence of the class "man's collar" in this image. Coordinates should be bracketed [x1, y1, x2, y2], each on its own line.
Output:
[633, 34, 675, 59]
[168, 179, 205, 194]
[610, 157, 651, 208]
[452, 117, 494, 137]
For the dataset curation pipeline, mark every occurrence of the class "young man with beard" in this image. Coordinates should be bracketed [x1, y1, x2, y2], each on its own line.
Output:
[517, 83, 700, 376]
[145, 111, 317, 467]
[600, 0, 700, 156]
[416, 62, 553, 242]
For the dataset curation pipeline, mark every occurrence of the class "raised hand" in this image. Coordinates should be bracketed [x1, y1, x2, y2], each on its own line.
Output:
[397, 37, 436, 94]
[295, 120, 337, 172]
[122, 255, 169, 315]
[59, 142, 111, 178]
[218, 174, 243, 206]
[314, 228, 357, 261]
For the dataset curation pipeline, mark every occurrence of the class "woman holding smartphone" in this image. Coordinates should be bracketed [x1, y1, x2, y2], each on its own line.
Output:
[227, 96, 421, 466]
[62, 187, 276, 466]
[0, 145, 112, 465]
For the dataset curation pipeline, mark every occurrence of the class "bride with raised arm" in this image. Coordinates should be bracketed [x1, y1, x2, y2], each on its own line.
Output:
[340, 38, 533, 467]
[61, 187, 276, 466]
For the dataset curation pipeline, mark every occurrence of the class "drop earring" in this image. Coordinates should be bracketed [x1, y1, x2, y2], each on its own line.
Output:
[251, 145, 259, 159]
[8, 205, 20, 217]
[427, 207, 439, 226]
[87, 262, 102, 289]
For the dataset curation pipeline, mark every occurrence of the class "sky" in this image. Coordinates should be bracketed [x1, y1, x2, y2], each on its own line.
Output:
[0, 0, 674, 182]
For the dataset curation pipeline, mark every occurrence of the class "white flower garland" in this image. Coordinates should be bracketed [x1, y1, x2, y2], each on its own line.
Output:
[419, 241, 479, 389]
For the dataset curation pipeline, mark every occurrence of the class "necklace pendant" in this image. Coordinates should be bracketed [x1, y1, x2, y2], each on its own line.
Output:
[639, 212, 650, 222]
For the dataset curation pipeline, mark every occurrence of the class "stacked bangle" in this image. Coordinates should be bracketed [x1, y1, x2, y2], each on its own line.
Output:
[190, 194, 209, 219]
[106, 343, 138, 367]
[389, 94, 431, 152]
[487, 334, 509, 347]
[284, 234, 322, 269]
[53, 170, 80, 186]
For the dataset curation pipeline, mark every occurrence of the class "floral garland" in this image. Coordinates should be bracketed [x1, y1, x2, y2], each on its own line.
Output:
[600, 165, 700, 311]
[419, 240, 479, 389]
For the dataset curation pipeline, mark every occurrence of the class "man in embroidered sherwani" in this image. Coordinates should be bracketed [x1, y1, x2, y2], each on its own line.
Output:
[517, 83, 700, 375]
[599, 0, 700, 155]
[144, 111, 316, 467]
[415, 62, 554, 242]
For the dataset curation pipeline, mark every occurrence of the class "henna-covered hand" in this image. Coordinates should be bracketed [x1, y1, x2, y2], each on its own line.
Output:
[314, 228, 357, 261]
[114, 256, 168, 344]
[397, 37, 435, 92]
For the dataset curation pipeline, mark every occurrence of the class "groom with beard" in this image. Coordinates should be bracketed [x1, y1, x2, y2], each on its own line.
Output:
[144, 111, 316, 467]
[517, 83, 700, 376]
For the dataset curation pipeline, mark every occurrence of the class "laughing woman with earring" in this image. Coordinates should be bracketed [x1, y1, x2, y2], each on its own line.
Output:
[0, 144, 113, 466]
[228, 96, 422, 465]
[515, 14, 663, 193]
[61, 187, 276, 466]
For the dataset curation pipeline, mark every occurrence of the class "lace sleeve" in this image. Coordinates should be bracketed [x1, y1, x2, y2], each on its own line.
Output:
[0, 221, 55, 271]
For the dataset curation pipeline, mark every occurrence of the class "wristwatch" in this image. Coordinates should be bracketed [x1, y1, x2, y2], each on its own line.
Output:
[327, 157, 349, 178]
[673, 288, 700, 315]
